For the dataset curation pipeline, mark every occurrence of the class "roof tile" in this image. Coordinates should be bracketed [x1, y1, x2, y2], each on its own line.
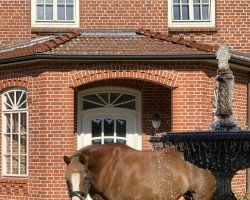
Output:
[0, 28, 217, 61]
[136, 28, 217, 53]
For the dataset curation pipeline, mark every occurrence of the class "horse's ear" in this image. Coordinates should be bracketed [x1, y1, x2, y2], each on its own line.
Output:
[79, 155, 86, 165]
[64, 155, 71, 165]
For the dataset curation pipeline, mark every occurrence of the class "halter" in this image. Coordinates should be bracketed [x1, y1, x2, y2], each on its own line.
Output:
[70, 191, 87, 200]
[69, 171, 92, 200]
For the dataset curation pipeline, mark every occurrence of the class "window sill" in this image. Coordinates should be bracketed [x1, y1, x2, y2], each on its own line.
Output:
[168, 27, 218, 34]
[31, 27, 81, 37]
[0, 177, 28, 184]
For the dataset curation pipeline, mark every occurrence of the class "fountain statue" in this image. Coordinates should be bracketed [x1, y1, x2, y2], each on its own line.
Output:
[150, 44, 250, 200]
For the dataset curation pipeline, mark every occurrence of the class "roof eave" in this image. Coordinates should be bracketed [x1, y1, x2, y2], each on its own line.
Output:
[0, 53, 249, 70]
[0, 53, 216, 65]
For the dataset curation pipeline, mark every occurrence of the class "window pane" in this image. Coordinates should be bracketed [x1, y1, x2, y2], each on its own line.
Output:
[181, 0, 189, 3]
[12, 113, 19, 133]
[115, 94, 135, 104]
[45, 5, 53, 20]
[92, 139, 101, 144]
[117, 139, 126, 144]
[182, 5, 189, 20]
[20, 134, 27, 154]
[110, 93, 120, 104]
[37, 5, 44, 20]
[202, 5, 209, 19]
[66, 5, 74, 20]
[194, 0, 200, 3]
[92, 119, 102, 137]
[83, 101, 103, 110]
[5, 134, 11, 154]
[12, 155, 19, 174]
[173, 5, 181, 20]
[20, 113, 27, 133]
[19, 93, 27, 109]
[12, 134, 19, 154]
[116, 119, 126, 137]
[37, 0, 44, 3]
[66, 0, 73, 3]
[194, 5, 201, 20]
[6, 155, 11, 174]
[5, 114, 11, 133]
[46, 0, 53, 3]
[104, 138, 114, 144]
[173, 0, 180, 3]
[20, 155, 27, 174]
[202, 0, 209, 3]
[98, 93, 108, 104]
[58, 0, 65, 3]
[58, 5, 65, 20]
[114, 101, 135, 110]
[9, 91, 15, 105]
[104, 118, 114, 136]
[83, 94, 105, 105]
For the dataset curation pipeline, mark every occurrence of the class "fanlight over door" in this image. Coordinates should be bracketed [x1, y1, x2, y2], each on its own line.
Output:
[78, 89, 141, 150]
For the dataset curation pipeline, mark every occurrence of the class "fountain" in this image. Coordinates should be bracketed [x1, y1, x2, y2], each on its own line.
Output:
[150, 44, 250, 200]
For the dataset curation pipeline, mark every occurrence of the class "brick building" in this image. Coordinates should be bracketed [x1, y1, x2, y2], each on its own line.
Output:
[0, 0, 249, 199]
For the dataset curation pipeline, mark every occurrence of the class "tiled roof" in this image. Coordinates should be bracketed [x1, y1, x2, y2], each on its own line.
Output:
[0, 28, 218, 61]
[136, 28, 218, 52]
[0, 30, 81, 60]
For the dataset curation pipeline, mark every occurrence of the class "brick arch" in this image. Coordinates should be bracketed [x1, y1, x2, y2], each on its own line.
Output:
[0, 71, 30, 91]
[0, 70, 32, 102]
[70, 65, 179, 88]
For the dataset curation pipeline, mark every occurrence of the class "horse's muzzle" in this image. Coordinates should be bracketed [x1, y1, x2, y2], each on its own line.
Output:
[70, 191, 87, 200]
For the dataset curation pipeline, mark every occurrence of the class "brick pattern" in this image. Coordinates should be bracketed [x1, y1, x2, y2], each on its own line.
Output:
[70, 64, 179, 88]
[0, 61, 248, 199]
[0, 1, 31, 47]
[0, 178, 28, 199]
[1, 1, 249, 53]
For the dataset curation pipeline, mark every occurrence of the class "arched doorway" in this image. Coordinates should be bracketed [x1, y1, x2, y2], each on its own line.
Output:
[77, 87, 142, 150]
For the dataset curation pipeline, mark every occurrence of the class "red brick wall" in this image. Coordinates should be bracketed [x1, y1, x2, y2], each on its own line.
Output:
[0, 61, 248, 199]
[1, 1, 249, 53]
[0, 0, 31, 47]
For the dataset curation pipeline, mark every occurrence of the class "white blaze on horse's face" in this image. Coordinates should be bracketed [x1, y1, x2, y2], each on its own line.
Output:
[71, 173, 80, 192]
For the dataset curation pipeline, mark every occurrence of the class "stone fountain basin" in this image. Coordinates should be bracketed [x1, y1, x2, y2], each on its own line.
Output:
[150, 131, 250, 172]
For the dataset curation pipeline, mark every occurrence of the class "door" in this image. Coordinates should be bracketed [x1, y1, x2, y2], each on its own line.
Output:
[77, 88, 142, 150]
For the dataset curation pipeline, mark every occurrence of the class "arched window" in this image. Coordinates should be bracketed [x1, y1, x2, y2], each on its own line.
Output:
[2, 88, 28, 176]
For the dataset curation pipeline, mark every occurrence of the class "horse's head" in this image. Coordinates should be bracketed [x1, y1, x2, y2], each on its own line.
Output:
[64, 155, 92, 200]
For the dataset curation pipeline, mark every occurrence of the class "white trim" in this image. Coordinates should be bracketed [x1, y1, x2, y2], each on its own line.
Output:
[31, 0, 80, 28]
[168, 0, 215, 28]
[77, 87, 142, 150]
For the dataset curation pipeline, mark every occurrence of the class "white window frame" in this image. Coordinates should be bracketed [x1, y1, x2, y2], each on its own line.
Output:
[77, 87, 142, 151]
[2, 88, 28, 177]
[31, 0, 80, 28]
[168, 0, 215, 28]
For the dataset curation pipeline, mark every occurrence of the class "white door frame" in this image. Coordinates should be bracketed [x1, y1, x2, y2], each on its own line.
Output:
[77, 87, 142, 150]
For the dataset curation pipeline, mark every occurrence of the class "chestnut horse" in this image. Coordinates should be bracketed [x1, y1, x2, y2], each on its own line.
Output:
[64, 144, 215, 200]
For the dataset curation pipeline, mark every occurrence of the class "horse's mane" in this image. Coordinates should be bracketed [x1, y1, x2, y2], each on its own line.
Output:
[71, 143, 133, 158]
[72, 144, 100, 158]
